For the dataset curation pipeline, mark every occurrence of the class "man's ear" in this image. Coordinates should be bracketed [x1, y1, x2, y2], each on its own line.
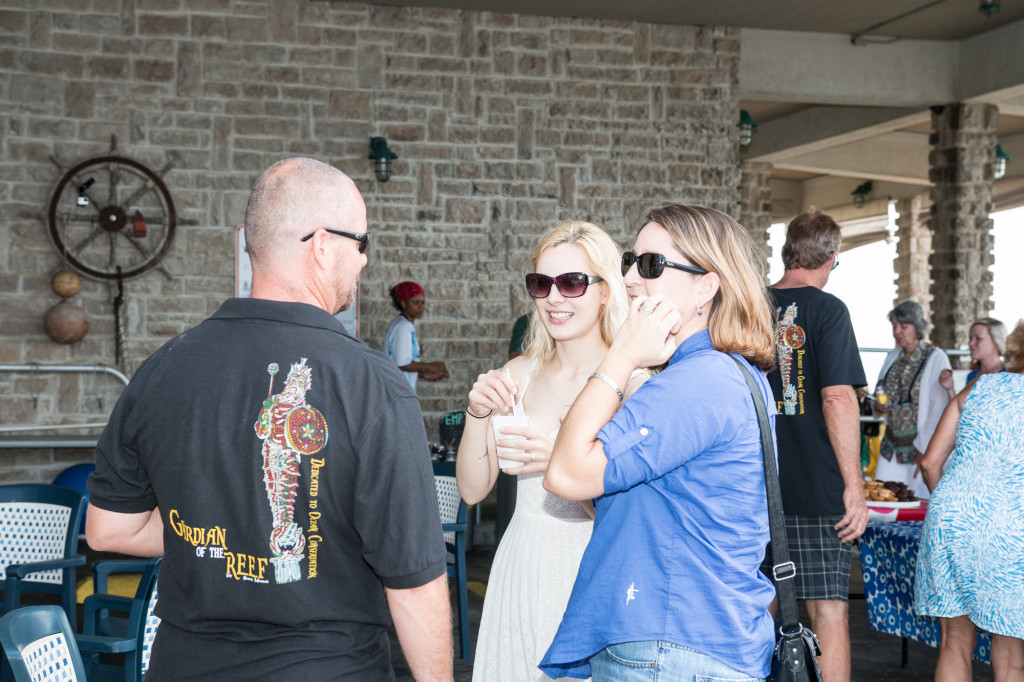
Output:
[308, 231, 332, 272]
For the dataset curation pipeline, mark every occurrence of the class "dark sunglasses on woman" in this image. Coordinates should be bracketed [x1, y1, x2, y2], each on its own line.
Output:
[525, 272, 603, 299]
[621, 251, 708, 279]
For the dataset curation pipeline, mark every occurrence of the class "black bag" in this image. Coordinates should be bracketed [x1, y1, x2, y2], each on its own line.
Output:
[770, 626, 822, 682]
[731, 358, 823, 682]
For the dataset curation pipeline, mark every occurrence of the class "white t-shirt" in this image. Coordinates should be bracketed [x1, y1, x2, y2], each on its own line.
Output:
[382, 314, 419, 390]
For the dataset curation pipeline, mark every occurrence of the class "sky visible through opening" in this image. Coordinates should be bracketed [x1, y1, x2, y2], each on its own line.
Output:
[767, 205, 1024, 386]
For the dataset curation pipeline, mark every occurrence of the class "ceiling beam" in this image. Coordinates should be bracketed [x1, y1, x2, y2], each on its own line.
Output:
[771, 175, 927, 224]
[743, 106, 928, 162]
[775, 164, 931, 187]
[739, 28, 958, 107]
[959, 17, 1024, 104]
[774, 131, 931, 185]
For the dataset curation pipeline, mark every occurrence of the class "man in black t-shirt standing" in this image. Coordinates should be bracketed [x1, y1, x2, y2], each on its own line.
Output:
[86, 158, 453, 681]
[766, 211, 868, 682]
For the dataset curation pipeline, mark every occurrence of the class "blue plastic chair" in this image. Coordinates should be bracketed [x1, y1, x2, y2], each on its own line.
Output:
[0, 604, 88, 682]
[52, 463, 95, 535]
[432, 461, 470, 659]
[0, 484, 87, 628]
[77, 558, 161, 682]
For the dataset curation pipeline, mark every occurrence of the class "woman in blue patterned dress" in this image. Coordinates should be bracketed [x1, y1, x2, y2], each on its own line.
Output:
[915, 320, 1024, 682]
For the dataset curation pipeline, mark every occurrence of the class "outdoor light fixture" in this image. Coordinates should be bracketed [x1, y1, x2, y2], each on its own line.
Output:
[995, 144, 1011, 180]
[368, 137, 397, 183]
[739, 110, 758, 148]
[851, 181, 873, 209]
[979, 0, 1000, 16]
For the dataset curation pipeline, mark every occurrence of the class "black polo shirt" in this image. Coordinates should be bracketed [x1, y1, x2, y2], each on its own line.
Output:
[90, 298, 446, 680]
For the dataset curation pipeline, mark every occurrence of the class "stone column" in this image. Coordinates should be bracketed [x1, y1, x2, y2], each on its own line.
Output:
[738, 161, 773, 266]
[927, 103, 997, 356]
[894, 194, 932, 318]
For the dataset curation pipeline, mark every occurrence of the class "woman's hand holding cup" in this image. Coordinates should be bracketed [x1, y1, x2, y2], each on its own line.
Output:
[492, 422, 554, 474]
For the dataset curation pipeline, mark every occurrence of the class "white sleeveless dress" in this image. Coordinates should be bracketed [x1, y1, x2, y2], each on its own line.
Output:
[472, 364, 594, 682]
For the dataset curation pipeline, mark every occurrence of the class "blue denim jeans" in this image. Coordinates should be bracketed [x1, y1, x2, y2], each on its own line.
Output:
[590, 640, 764, 682]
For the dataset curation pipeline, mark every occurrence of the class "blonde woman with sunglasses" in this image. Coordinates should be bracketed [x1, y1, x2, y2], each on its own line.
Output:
[541, 205, 777, 681]
[456, 220, 642, 682]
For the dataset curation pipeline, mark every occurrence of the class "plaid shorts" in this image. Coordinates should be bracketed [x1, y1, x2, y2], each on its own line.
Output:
[761, 514, 852, 601]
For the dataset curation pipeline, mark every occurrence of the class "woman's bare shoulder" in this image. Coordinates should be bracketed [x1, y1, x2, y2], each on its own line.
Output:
[624, 368, 653, 400]
[503, 354, 530, 374]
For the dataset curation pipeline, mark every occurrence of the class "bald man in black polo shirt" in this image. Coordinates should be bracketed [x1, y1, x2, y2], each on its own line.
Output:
[87, 158, 452, 681]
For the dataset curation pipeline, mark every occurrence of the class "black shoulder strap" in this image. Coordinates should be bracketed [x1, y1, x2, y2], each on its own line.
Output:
[730, 355, 800, 630]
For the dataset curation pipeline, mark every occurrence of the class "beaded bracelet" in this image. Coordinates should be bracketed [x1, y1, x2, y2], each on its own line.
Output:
[588, 372, 623, 403]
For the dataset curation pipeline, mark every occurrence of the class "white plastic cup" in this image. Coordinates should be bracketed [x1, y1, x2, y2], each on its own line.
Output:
[491, 415, 530, 468]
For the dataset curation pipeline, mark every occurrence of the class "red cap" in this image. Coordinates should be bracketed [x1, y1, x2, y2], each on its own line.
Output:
[393, 281, 424, 302]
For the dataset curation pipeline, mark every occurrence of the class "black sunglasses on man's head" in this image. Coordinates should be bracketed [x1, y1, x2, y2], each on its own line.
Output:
[300, 228, 370, 254]
[621, 251, 707, 279]
[525, 272, 602, 299]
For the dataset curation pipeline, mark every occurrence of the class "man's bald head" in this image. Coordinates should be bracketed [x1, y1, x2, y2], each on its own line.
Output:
[243, 158, 359, 267]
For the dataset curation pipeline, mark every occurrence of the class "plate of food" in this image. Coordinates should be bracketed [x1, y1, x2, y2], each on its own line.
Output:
[865, 500, 924, 509]
[862, 479, 920, 507]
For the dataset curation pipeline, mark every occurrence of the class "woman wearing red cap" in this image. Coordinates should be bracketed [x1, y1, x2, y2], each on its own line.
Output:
[382, 281, 448, 391]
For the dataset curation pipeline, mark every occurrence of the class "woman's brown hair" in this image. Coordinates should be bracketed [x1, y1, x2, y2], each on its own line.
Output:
[643, 204, 776, 371]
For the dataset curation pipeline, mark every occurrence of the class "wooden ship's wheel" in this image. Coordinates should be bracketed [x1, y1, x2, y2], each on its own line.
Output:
[47, 140, 176, 281]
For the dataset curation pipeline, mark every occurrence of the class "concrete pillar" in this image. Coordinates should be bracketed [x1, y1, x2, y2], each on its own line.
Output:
[738, 160, 773, 263]
[894, 194, 933, 318]
[927, 103, 997, 355]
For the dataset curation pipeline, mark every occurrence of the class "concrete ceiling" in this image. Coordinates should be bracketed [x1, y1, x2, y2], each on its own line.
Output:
[738, 14, 1024, 220]
[365, 0, 1024, 222]
[365, 0, 1024, 40]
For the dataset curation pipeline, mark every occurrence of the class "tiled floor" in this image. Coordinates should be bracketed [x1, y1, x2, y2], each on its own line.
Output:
[390, 548, 994, 681]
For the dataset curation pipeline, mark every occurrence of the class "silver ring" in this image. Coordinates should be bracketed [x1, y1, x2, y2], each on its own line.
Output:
[529, 453, 535, 463]
[639, 306, 654, 315]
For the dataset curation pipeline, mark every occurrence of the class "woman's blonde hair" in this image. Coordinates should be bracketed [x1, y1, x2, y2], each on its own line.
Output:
[522, 220, 628, 362]
[642, 204, 776, 371]
[1005, 320, 1024, 373]
[972, 317, 1007, 356]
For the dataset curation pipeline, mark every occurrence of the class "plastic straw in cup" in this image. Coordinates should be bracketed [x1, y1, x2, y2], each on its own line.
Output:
[506, 368, 522, 416]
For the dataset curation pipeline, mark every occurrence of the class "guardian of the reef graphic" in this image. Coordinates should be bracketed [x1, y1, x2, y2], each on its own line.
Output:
[775, 303, 805, 416]
[254, 358, 328, 583]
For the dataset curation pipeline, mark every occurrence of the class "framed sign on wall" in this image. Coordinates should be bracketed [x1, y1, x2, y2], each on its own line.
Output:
[235, 226, 359, 337]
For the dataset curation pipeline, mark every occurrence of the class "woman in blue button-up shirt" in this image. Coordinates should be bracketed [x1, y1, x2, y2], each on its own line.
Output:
[541, 204, 779, 681]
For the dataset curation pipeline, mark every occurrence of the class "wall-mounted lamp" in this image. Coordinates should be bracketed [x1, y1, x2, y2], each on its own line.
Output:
[979, 0, 1000, 15]
[851, 181, 873, 209]
[995, 144, 1011, 180]
[368, 137, 398, 183]
[739, 110, 758, 148]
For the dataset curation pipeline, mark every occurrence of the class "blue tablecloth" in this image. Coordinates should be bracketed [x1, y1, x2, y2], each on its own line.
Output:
[859, 521, 991, 662]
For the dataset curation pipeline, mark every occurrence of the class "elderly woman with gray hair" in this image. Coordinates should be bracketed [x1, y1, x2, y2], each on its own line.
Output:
[873, 300, 951, 499]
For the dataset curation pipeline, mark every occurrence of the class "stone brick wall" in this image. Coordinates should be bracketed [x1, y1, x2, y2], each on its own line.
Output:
[0, 1, 742, 481]
[927, 103, 997, 356]
[737, 160, 772, 263]
[894, 194, 932, 318]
